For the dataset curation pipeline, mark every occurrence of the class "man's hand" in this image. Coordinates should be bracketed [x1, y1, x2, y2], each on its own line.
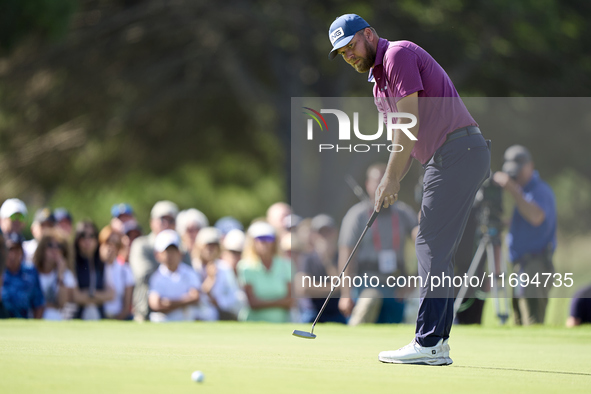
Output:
[492, 171, 521, 195]
[374, 176, 400, 212]
[338, 297, 355, 317]
[205, 263, 217, 279]
[493, 171, 545, 226]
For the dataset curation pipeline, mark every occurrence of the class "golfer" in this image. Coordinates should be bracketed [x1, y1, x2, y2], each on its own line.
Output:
[328, 14, 490, 365]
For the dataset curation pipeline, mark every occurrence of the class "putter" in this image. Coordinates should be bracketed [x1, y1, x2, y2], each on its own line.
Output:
[292, 209, 380, 339]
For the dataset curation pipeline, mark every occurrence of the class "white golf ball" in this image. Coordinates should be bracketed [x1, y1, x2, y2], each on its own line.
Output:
[191, 370, 204, 383]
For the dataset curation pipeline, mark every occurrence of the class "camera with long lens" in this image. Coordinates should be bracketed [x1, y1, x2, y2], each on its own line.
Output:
[474, 176, 503, 237]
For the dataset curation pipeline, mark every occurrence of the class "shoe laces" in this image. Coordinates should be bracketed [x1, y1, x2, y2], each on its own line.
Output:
[398, 338, 418, 351]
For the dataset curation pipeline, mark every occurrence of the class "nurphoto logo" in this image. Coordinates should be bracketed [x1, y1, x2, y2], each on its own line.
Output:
[302, 107, 417, 153]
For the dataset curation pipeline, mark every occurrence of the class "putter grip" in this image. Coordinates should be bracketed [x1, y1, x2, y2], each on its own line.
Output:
[367, 209, 379, 228]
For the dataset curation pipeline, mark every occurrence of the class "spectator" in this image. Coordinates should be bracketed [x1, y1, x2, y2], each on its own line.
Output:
[122, 219, 142, 244]
[280, 230, 312, 324]
[117, 219, 142, 264]
[1, 232, 44, 318]
[493, 145, 556, 325]
[338, 163, 418, 325]
[237, 221, 292, 323]
[283, 214, 302, 234]
[294, 218, 314, 255]
[296, 214, 346, 324]
[266, 202, 291, 239]
[110, 203, 135, 235]
[220, 228, 248, 317]
[72, 221, 114, 320]
[567, 284, 591, 327]
[220, 229, 245, 276]
[0, 232, 6, 319]
[33, 231, 77, 320]
[0, 198, 27, 237]
[53, 208, 73, 238]
[129, 200, 189, 321]
[98, 225, 135, 320]
[23, 208, 56, 265]
[214, 216, 243, 240]
[192, 227, 240, 321]
[177, 208, 209, 257]
[148, 230, 200, 322]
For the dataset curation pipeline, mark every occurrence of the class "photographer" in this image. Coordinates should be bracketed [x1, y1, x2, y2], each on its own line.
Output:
[493, 145, 556, 325]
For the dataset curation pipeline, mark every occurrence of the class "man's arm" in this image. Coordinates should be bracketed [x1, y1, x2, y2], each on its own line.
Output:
[375, 92, 419, 211]
[492, 172, 545, 226]
[148, 289, 200, 313]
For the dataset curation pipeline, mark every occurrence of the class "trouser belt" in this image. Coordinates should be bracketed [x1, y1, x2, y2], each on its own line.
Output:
[444, 126, 482, 145]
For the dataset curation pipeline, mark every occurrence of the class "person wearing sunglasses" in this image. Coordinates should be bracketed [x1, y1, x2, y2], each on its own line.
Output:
[0, 198, 28, 238]
[72, 221, 114, 320]
[237, 221, 292, 323]
[33, 231, 76, 320]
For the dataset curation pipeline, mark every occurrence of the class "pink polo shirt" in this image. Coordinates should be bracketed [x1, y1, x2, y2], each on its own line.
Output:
[371, 38, 478, 164]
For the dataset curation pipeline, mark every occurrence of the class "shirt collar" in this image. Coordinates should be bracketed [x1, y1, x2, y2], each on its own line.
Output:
[523, 170, 540, 192]
[158, 264, 180, 276]
[368, 38, 390, 82]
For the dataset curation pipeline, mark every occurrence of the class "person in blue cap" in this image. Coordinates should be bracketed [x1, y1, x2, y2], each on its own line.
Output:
[110, 203, 136, 235]
[328, 14, 491, 365]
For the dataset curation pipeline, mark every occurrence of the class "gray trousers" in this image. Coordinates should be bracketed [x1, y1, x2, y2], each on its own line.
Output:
[415, 132, 490, 346]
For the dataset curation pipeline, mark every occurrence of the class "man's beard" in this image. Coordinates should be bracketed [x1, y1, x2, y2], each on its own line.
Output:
[352, 39, 376, 73]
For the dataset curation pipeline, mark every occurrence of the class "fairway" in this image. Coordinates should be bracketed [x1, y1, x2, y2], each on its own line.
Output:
[1, 321, 590, 394]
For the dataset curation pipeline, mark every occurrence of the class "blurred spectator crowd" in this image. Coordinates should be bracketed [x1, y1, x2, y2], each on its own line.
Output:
[0, 197, 354, 324]
[1, 183, 588, 326]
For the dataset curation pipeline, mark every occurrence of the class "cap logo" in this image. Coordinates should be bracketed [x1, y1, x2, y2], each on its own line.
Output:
[330, 27, 344, 44]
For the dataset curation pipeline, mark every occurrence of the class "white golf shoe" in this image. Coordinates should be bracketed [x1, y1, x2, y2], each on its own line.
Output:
[378, 338, 453, 366]
[441, 338, 452, 365]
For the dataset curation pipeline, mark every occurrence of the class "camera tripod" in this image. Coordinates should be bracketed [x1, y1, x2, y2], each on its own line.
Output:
[453, 220, 510, 324]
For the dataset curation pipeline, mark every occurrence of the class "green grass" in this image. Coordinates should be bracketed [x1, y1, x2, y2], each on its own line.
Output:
[1, 321, 590, 393]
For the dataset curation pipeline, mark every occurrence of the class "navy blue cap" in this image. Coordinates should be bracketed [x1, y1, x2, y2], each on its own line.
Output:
[328, 14, 370, 60]
[34, 207, 56, 224]
[111, 203, 134, 218]
[53, 207, 72, 222]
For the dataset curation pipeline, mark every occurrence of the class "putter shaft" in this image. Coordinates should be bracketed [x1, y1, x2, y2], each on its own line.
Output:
[309, 209, 379, 334]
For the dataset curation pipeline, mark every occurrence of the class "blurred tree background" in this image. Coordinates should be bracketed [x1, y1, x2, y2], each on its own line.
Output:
[0, 0, 590, 232]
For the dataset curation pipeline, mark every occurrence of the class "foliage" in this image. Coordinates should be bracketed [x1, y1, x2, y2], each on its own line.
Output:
[0, 0, 77, 52]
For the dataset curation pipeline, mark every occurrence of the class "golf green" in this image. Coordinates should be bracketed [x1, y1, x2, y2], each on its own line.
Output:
[1, 321, 589, 393]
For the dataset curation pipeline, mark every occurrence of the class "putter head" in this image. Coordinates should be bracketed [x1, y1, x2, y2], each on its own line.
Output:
[292, 329, 316, 339]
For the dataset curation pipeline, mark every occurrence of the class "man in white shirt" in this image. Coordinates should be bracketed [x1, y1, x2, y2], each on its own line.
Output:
[148, 229, 200, 322]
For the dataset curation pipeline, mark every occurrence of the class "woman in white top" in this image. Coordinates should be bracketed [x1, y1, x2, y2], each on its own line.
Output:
[33, 231, 77, 320]
[98, 225, 135, 320]
[192, 227, 239, 321]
